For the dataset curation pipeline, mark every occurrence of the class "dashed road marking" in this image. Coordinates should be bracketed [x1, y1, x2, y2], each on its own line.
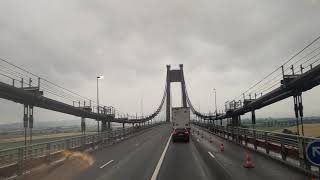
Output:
[99, 160, 114, 169]
[208, 151, 215, 159]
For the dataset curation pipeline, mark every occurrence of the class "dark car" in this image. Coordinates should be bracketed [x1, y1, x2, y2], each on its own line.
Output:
[172, 128, 190, 143]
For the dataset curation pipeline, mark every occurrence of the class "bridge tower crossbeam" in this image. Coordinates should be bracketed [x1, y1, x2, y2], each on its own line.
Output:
[166, 64, 188, 122]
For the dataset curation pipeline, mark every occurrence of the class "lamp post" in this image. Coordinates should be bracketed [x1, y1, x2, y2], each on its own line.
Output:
[213, 88, 217, 116]
[97, 76, 104, 134]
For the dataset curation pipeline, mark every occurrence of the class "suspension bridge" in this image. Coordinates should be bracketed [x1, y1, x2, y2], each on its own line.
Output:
[0, 36, 320, 180]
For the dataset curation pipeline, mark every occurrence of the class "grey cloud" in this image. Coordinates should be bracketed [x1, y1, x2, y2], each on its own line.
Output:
[0, 0, 320, 124]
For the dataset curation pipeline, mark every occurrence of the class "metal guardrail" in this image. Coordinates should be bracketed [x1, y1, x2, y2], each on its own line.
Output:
[192, 122, 320, 176]
[0, 122, 164, 176]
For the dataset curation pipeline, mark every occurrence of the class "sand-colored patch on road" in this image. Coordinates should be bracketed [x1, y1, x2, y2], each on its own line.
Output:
[63, 150, 95, 166]
[20, 150, 95, 180]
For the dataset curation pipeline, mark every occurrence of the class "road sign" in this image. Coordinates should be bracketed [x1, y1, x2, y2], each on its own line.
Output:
[306, 141, 320, 166]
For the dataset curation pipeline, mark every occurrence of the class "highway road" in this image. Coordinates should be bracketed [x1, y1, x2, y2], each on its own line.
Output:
[20, 123, 312, 180]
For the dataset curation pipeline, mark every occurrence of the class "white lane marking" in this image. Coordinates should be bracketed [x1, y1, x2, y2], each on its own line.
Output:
[208, 151, 215, 159]
[150, 134, 172, 180]
[99, 160, 114, 169]
[7, 175, 18, 180]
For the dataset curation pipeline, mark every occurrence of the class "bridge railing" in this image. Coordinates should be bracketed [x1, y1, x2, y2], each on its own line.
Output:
[192, 122, 320, 176]
[0, 122, 164, 177]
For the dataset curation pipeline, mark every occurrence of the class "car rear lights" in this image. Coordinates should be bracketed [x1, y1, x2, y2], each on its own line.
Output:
[172, 129, 177, 135]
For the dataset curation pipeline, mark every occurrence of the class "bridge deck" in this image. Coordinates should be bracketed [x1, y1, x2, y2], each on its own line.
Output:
[20, 124, 311, 180]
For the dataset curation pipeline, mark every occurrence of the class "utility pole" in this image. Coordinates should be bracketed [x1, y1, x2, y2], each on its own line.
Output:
[97, 76, 104, 134]
[141, 98, 144, 117]
[213, 88, 217, 116]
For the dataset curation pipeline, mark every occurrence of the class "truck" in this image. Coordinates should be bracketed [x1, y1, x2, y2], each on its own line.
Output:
[172, 107, 190, 131]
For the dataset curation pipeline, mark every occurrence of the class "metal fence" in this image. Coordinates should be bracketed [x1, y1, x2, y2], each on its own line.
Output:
[0, 122, 164, 176]
[192, 122, 320, 176]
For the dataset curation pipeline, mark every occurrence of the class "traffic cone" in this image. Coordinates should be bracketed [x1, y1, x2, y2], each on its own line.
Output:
[220, 143, 224, 152]
[243, 151, 254, 168]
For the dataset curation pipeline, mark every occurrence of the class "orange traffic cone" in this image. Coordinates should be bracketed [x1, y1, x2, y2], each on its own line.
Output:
[220, 143, 224, 152]
[243, 151, 254, 168]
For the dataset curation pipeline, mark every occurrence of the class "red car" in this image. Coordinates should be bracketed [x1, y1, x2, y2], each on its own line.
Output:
[172, 128, 190, 143]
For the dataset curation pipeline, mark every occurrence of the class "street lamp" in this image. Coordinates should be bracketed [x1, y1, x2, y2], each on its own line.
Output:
[97, 76, 104, 134]
[213, 88, 217, 116]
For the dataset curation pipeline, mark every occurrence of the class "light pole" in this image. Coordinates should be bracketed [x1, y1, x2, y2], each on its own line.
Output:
[213, 88, 218, 126]
[97, 76, 104, 134]
[213, 88, 217, 115]
[140, 98, 144, 117]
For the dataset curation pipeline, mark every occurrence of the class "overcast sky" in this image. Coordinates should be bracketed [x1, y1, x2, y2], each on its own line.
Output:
[0, 0, 320, 124]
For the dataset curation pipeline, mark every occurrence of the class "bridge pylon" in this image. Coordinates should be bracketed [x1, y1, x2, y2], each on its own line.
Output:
[166, 64, 188, 122]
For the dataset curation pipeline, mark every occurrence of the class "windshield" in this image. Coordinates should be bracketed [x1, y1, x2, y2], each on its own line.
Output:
[0, 1, 319, 180]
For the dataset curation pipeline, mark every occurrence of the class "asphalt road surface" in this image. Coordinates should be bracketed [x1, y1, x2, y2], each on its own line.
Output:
[21, 123, 312, 180]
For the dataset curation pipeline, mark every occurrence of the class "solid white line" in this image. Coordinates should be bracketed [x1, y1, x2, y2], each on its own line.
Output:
[208, 151, 215, 159]
[150, 134, 172, 180]
[99, 160, 114, 169]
